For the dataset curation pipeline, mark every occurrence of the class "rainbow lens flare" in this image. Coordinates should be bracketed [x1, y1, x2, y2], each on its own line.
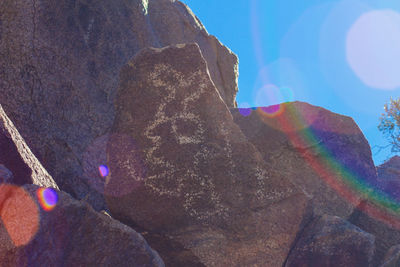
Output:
[238, 108, 253, 117]
[260, 104, 285, 117]
[274, 103, 400, 229]
[36, 187, 58, 211]
[98, 165, 109, 177]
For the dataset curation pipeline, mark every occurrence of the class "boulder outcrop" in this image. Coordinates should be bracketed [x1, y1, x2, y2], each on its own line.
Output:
[105, 43, 310, 266]
[347, 157, 400, 265]
[0, 0, 238, 211]
[231, 102, 378, 218]
[349, 200, 400, 266]
[0, 104, 58, 188]
[0, 184, 164, 266]
[376, 156, 400, 201]
[380, 244, 400, 267]
[285, 214, 375, 267]
[377, 156, 400, 181]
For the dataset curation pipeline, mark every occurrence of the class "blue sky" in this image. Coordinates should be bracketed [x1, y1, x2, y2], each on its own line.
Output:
[181, 0, 400, 165]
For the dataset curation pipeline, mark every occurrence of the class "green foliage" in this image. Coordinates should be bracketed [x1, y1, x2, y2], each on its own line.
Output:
[378, 97, 400, 152]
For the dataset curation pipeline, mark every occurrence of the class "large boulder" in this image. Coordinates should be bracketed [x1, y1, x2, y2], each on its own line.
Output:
[0, 104, 58, 188]
[0, 0, 238, 211]
[231, 102, 378, 218]
[348, 157, 400, 265]
[285, 214, 375, 267]
[349, 200, 400, 266]
[377, 156, 400, 181]
[104, 43, 310, 266]
[376, 156, 400, 201]
[0, 184, 164, 266]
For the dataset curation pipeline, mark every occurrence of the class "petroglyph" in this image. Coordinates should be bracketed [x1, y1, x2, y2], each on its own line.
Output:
[83, 17, 94, 45]
[143, 63, 229, 220]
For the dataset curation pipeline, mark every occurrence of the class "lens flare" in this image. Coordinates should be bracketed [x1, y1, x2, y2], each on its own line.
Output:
[254, 84, 294, 118]
[82, 133, 146, 197]
[0, 185, 40, 247]
[249, 0, 400, 232]
[260, 105, 283, 117]
[271, 103, 400, 230]
[36, 187, 58, 211]
[98, 165, 109, 177]
[346, 9, 400, 90]
[238, 102, 253, 116]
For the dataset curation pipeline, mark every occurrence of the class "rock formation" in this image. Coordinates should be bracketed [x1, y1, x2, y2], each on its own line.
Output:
[376, 156, 400, 201]
[105, 43, 310, 266]
[377, 156, 400, 180]
[0, 0, 394, 265]
[0, 0, 238, 211]
[380, 244, 400, 267]
[285, 214, 375, 267]
[0, 104, 58, 188]
[0, 164, 13, 183]
[231, 102, 378, 218]
[0, 184, 163, 266]
[348, 157, 400, 265]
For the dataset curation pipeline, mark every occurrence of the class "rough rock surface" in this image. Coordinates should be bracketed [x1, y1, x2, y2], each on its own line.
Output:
[0, 164, 13, 183]
[0, 184, 164, 266]
[377, 156, 400, 180]
[231, 102, 378, 218]
[105, 43, 310, 266]
[380, 244, 400, 267]
[376, 156, 400, 201]
[0, 0, 238, 211]
[348, 157, 400, 266]
[0, 104, 58, 188]
[285, 214, 375, 267]
[349, 200, 400, 266]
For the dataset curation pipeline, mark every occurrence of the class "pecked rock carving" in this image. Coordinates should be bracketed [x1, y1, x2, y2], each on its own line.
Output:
[0, 0, 238, 211]
[105, 43, 310, 266]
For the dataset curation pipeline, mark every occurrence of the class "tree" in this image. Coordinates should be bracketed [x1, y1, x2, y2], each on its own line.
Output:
[378, 97, 400, 152]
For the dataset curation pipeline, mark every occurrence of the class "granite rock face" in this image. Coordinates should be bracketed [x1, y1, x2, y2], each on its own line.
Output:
[0, 184, 164, 267]
[0, 0, 238, 211]
[376, 156, 400, 201]
[0, 104, 58, 188]
[380, 244, 400, 267]
[231, 102, 378, 218]
[105, 43, 310, 266]
[285, 214, 375, 267]
[349, 200, 400, 266]
[347, 157, 400, 266]
[377, 156, 400, 180]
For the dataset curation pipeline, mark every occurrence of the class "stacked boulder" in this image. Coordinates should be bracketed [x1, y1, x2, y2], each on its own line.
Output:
[0, 0, 238, 211]
[231, 102, 378, 219]
[1, 0, 398, 266]
[105, 43, 310, 266]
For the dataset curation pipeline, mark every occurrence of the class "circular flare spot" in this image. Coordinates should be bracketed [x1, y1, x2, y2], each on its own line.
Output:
[255, 84, 294, 118]
[255, 84, 294, 110]
[346, 9, 400, 90]
[82, 133, 145, 197]
[98, 165, 109, 177]
[238, 102, 253, 117]
[260, 104, 284, 117]
[36, 187, 58, 211]
[0, 185, 40, 247]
